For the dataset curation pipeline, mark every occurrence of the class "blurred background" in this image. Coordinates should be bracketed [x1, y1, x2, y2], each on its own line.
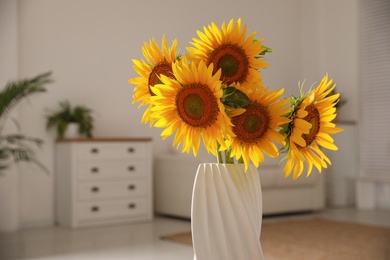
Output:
[0, 0, 388, 234]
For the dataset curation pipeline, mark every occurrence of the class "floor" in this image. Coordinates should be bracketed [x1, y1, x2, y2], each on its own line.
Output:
[0, 208, 389, 260]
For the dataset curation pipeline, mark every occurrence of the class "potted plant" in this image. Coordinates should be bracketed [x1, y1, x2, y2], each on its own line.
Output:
[0, 72, 52, 173]
[46, 100, 94, 140]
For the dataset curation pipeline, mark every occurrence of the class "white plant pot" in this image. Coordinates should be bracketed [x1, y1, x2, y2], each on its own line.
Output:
[64, 123, 79, 139]
[191, 163, 263, 260]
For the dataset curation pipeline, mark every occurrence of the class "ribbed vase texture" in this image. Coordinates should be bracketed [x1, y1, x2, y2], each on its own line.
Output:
[191, 163, 263, 260]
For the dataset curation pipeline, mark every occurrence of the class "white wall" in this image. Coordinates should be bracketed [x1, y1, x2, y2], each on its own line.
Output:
[317, 0, 359, 122]
[301, 0, 359, 122]
[0, 0, 20, 232]
[300, 0, 360, 207]
[0, 0, 360, 228]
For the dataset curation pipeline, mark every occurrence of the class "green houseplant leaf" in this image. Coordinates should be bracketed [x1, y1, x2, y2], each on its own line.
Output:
[0, 72, 52, 173]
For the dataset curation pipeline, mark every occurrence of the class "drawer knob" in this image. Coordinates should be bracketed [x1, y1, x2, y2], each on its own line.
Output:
[128, 165, 135, 171]
[91, 167, 99, 173]
[91, 148, 99, 154]
[91, 206, 99, 212]
[128, 203, 136, 209]
[128, 184, 136, 190]
[91, 186, 100, 192]
[128, 147, 135, 153]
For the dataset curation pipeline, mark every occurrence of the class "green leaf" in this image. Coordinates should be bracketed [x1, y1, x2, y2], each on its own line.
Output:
[221, 87, 251, 108]
[258, 45, 274, 56]
[0, 72, 52, 122]
[222, 86, 236, 99]
[0, 72, 52, 174]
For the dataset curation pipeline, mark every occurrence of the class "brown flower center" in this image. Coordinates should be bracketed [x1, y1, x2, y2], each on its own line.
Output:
[302, 104, 320, 146]
[148, 62, 174, 95]
[232, 102, 270, 143]
[207, 44, 249, 85]
[176, 83, 219, 127]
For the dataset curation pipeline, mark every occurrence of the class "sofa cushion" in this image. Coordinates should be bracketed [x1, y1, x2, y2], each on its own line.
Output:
[258, 165, 320, 189]
[258, 166, 278, 188]
[273, 169, 320, 187]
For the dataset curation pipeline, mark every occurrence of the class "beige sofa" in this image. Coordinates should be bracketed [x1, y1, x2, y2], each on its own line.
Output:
[154, 152, 325, 219]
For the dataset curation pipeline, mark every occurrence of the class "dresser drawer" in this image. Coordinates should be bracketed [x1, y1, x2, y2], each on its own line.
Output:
[76, 142, 146, 160]
[56, 138, 153, 228]
[78, 180, 146, 200]
[77, 198, 147, 220]
[77, 161, 147, 180]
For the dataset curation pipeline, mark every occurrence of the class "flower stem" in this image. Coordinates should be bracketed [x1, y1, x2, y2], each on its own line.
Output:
[217, 142, 223, 164]
[225, 148, 234, 164]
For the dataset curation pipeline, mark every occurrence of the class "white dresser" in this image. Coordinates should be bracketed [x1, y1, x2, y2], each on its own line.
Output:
[55, 138, 153, 228]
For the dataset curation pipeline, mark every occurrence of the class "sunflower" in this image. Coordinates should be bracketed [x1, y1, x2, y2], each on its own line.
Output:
[225, 87, 291, 170]
[283, 74, 344, 180]
[128, 35, 178, 124]
[187, 18, 268, 92]
[149, 58, 234, 156]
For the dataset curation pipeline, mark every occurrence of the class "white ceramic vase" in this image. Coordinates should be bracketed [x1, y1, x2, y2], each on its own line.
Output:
[191, 163, 263, 260]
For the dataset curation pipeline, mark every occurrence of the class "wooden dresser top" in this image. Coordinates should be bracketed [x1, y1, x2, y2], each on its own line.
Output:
[56, 137, 152, 143]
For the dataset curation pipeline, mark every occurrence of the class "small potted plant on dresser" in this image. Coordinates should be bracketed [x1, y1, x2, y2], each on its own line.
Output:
[46, 100, 94, 140]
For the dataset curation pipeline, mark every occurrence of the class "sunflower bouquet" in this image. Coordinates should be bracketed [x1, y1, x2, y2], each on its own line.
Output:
[129, 18, 343, 180]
